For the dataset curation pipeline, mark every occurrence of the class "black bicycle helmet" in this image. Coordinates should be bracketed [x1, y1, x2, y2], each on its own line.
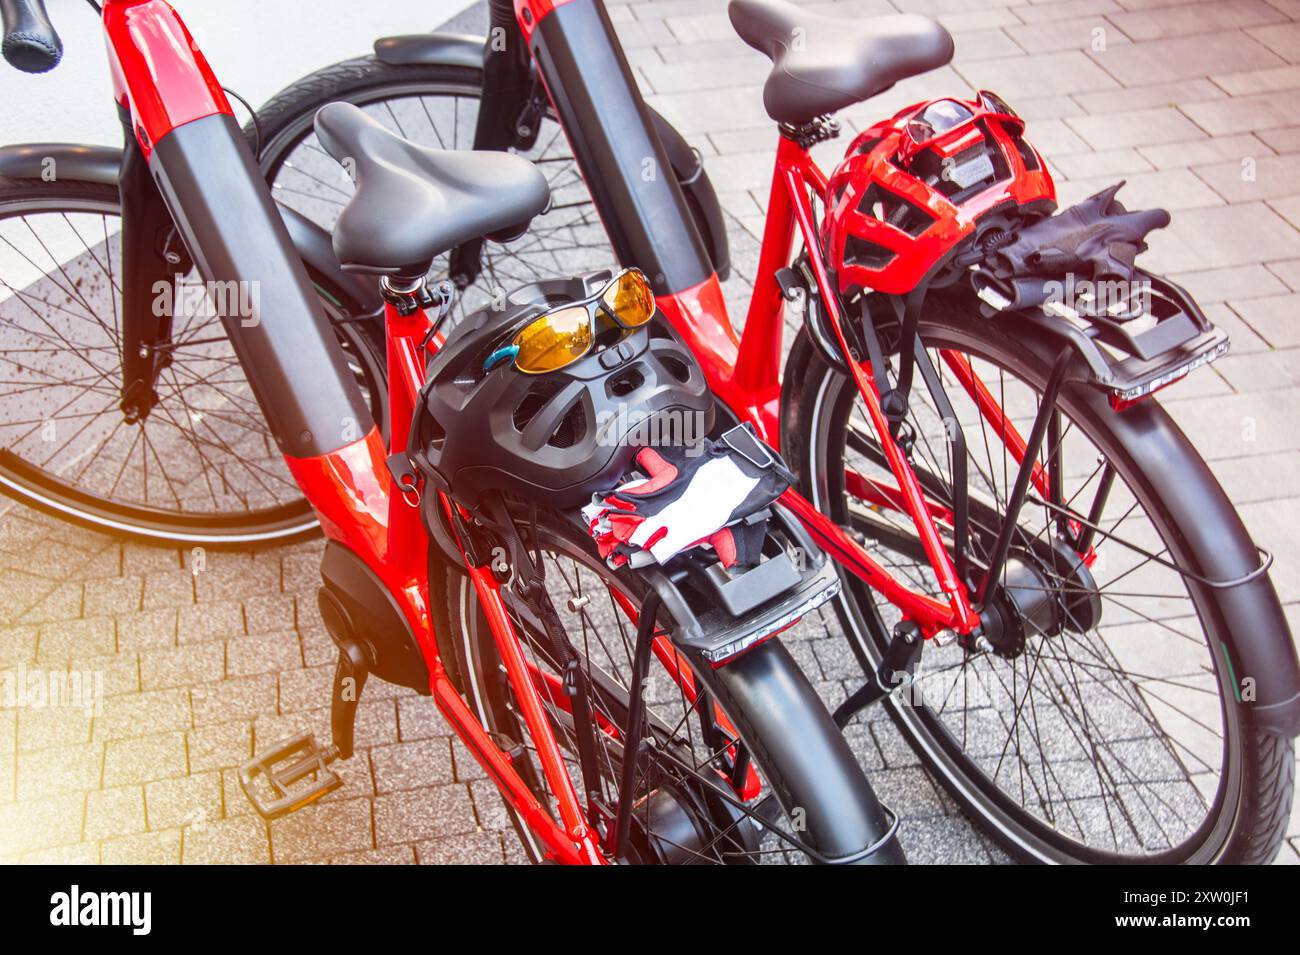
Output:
[410, 272, 715, 508]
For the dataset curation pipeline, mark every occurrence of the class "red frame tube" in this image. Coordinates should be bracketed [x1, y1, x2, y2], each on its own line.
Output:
[103, 0, 233, 159]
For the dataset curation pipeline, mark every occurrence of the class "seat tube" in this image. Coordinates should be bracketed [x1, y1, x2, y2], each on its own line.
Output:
[518, 0, 714, 297]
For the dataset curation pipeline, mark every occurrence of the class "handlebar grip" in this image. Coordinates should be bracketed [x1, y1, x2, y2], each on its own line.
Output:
[1, 0, 62, 74]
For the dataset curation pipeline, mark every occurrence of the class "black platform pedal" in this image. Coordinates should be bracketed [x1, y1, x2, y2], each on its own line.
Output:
[239, 732, 342, 819]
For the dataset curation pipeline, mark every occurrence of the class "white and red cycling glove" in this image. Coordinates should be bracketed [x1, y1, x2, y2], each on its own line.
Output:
[583, 425, 792, 569]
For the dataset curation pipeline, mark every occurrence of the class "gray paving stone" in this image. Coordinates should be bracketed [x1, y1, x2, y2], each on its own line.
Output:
[373, 784, 478, 846]
[1052, 147, 1153, 179]
[190, 674, 277, 728]
[36, 617, 114, 662]
[1212, 63, 1300, 97]
[101, 828, 182, 864]
[415, 830, 505, 864]
[330, 845, 417, 864]
[1247, 20, 1300, 60]
[182, 815, 269, 864]
[1182, 90, 1300, 135]
[1065, 107, 1205, 151]
[226, 630, 301, 678]
[1257, 126, 1300, 153]
[15, 742, 101, 799]
[1194, 153, 1300, 202]
[1109, 0, 1288, 42]
[1055, 168, 1222, 210]
[1141, 202, 1300, 273]
[952, 28, 1027, 61]
[84, 784, 146, 842]
[1227, 293, 1300, 348]
[1005, 16, 1129, 54]
[21, 842, 98, 864]
[1139, 134, 1271, 170]
[139, 642, 225, 691]
[897, 813, 995, 863]
[1015, 0, 1122, 25]
[371, 737, 455, 793]
[176, 600, 243, 645]
[1168, 264, 1289, 304]
[270, 796, 373, 863]
[1085, 31, 1284, 85]
[145, 771, 223, 831]
[187, 721, 251, 773]
[103, 731, 187, 787]
[116, 608, 179, 652]
[957, 50, 1119, 97]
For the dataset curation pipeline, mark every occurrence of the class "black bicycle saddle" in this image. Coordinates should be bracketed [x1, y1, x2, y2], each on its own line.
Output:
[728, 0, 954, 124]
[313, 101, 550, 278]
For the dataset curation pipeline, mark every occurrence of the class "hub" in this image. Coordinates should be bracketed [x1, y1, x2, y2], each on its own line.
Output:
[978, 539, 1102, 658]
[624, 779, 760, 864]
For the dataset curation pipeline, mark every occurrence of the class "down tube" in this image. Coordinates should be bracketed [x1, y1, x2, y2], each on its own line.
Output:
[523, 0, 715, 297]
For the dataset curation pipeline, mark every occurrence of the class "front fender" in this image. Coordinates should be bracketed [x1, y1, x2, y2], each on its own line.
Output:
[0, 141, 381, 315]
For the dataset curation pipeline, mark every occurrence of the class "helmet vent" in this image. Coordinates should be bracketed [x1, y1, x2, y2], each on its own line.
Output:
[547, 406, 584, 449]
[660, 355, 691, 384]
[512, 382, 559, 432]
[606, 368, 645, 398]
[1012, 133, 1041, 172]
[843, 234, 897, 270]
[857, 184, 935, 237]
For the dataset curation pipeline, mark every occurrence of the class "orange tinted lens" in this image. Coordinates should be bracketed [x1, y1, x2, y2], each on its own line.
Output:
[512, 306, 592, 373]
[600, 270, 655, 327]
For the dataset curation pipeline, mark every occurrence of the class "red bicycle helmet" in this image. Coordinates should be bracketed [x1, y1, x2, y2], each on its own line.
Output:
[823, 91, 1056, 295]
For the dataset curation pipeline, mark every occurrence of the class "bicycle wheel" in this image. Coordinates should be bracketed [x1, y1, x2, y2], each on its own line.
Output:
[438, 502, 902, 864]
[0, 176, 385, 546]
[254, 57, 617, 329]
[782, 288, 1295, 863]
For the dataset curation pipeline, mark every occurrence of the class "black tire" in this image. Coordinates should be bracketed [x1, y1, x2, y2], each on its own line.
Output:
[0, 176, 385, 546]
[435, 502, 903, 865]
[781, 287, 1295, 864]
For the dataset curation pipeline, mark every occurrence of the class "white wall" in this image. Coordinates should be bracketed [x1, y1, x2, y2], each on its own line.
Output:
[0, 0, 477, 147]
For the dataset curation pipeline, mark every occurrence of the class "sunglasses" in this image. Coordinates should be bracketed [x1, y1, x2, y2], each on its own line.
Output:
[483, 268, 656, 375]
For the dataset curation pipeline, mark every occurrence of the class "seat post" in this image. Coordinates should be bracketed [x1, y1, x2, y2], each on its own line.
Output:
[379, 273, 437, 317]
[777, 115, 842, 149]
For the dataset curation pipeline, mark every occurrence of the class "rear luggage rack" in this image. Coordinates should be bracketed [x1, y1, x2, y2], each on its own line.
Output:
[565, 501, 840, 667]
[975, 268, 1229, 404]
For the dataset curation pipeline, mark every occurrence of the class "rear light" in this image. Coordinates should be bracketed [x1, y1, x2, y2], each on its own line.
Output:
[702, 576, 841, 667]
[1108, 338, 1229, 410]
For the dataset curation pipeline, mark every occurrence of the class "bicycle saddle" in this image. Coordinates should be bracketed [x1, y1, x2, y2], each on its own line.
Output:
[728, 0, 954, 124]
[313, 102, 550, 278]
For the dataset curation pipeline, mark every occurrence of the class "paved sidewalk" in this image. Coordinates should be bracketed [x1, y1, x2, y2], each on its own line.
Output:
[2, 0, 1299, 864]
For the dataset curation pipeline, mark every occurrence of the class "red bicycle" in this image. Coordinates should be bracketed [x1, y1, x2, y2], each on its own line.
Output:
[410, 0, 1290, 863]
[0, 0, 902, 866]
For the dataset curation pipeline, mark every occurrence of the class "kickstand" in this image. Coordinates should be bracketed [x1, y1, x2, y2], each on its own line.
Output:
[833, 622, 923, 728]
[331, 637, 369, 760]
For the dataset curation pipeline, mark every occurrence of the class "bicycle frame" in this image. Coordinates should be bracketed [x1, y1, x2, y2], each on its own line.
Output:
[515, 0, 1022, 638]
[100, 0, 613, 863]
[95, 0, 1042, 863]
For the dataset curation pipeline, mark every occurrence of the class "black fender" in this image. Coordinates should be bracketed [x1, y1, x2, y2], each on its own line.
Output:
[373, 31, 731, 280]
[975, 300, 1300, 738]
[0, 141, 382, 315]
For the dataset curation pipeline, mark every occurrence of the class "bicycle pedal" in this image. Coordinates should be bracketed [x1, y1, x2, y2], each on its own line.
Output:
[239, 732, 342, 820]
